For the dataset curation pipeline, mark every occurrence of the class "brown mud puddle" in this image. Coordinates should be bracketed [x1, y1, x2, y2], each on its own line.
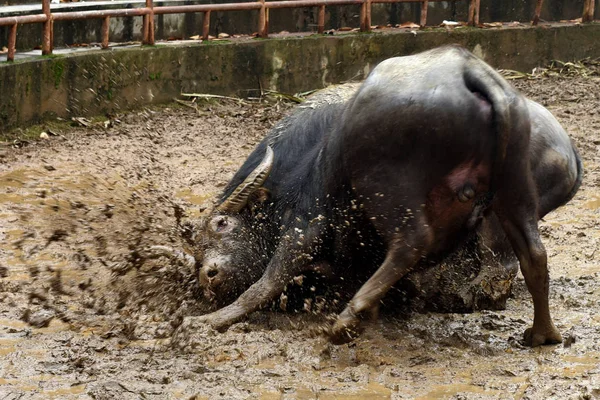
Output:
[1, 70, 600, 399]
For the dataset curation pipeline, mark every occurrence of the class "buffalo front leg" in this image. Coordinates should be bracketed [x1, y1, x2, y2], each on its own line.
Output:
[329, 233, 427, 345]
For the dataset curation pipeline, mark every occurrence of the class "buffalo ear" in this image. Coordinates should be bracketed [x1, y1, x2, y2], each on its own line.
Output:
[248, 187, 271, 211]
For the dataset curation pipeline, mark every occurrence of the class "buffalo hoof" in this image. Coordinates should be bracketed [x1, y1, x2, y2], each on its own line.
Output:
[328, 309, 364, 345]
[523, 325, 562, 347]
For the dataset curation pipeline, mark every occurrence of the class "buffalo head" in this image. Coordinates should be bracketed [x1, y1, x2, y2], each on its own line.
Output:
[196, 147, 276, 306]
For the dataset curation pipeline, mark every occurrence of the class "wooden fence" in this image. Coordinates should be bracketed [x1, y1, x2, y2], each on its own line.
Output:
[0, 0, 596, 62]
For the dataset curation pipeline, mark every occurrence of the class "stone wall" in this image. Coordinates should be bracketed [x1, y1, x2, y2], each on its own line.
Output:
[1, 23, 600, 131]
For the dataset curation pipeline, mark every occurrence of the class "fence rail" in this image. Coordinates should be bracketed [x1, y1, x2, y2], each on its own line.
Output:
[0, 0, 597, 62]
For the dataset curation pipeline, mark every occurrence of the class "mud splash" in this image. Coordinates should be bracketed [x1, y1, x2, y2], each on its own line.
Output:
[1, 70, 599, 399]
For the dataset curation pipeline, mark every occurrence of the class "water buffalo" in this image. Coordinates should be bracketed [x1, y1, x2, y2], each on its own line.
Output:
[191, 45, 581, 346]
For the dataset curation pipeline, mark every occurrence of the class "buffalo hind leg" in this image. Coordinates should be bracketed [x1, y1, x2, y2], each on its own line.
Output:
[329, 231, 429, 345]
[496, 204, 562, 347]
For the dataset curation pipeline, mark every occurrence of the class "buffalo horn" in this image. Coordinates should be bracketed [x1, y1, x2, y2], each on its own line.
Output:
[217, 146, 274, 213]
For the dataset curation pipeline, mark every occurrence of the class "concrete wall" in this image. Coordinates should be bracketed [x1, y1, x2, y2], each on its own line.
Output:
[1, 23, 600, 131]
[1, 0, 598, 50]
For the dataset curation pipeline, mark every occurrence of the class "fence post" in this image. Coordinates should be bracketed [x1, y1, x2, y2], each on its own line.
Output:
[583, 0, 595, 22]
[468, 0, 480, 26]
[143, 10, 148, 42]
[101, 17, 110, 49]
[360, 1, 366, 31]
[420, 0, 428, 27]
[266, 8, 270, 34]
[258, 0, 268, 37]
[148, 0, 155, 44]
[318, 5, 325, 33]
[42, 0, 52, 55]
[203, 11, 211, 40]
[532, 0, 543, 25]
[143, 0, 155, 44]
[8, 24, 17, 62]
[360, 0, 371, 31]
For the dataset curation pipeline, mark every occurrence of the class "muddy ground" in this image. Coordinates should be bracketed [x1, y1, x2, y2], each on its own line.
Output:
[1, 61, 599, 399]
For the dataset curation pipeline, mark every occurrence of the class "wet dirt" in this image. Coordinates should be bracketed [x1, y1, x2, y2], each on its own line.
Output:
[0, 64, 599, 399]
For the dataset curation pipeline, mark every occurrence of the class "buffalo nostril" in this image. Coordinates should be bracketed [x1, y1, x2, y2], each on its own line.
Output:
[206, 268, 219, 278]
